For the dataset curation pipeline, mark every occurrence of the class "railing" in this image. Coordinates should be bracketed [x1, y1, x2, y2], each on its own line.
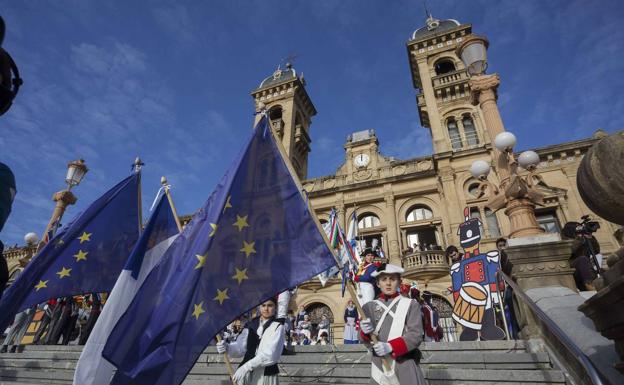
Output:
[432, 70, 469, 87]
[499, 272, 607, 385]
[401, 250, 449, 280]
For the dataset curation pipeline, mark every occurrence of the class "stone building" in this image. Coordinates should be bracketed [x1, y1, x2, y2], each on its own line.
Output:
[251, 15, 622, 341]
[3, 14, 621, 344]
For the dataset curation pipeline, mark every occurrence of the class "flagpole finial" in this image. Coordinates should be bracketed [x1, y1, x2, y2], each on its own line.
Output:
[161, 176, 168, 186]
[133, 157, 144, 172]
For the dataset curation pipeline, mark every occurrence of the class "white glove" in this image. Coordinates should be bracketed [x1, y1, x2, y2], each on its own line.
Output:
[373, 341, 393, 356]
[216, 340, 228, 354]
[360, 318, 374, 334]
[233, 361, 253, 383]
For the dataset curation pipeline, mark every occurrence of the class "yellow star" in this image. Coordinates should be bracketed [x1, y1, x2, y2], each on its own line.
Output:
[214, 288, 229, 305]
[232, 268, 249, 285]
[233, 215, 249, 232]
[78, 232, 92, 243]
[74, 250, 88, 262]
[240, 240, 256, 258]
[222, 195, 232, 214]
[194, 253, 206, 270]
[209, 223, 218, 237]
[34, 280, 48, 291]
[56, 267, 72, 279]
[192, 301, 206, 320]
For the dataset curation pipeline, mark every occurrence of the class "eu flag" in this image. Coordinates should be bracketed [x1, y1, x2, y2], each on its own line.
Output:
[0, 173, 140, 331]
[102, 116, 337, 385]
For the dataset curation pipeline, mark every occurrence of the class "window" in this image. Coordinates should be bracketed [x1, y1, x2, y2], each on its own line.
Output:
[406, 205, 433, 222]
[358, 214, 381, 229]
[485, 208, 501, 238]
[537, 210, 561, 233]
[462, 116, 479, 146]
[435, 59, 456, 75]
[469, 207, 485, 234]
[467, 182, 481, 198]
[448, 119, 462, 150]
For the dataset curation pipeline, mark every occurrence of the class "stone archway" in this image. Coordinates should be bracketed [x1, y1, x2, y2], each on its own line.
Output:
[305, 302, 334, 324]
[431, 294, 459, 341]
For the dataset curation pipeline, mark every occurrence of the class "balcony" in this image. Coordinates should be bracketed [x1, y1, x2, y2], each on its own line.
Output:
[432, 69, 469, 88]
[401, 250, 450, 281]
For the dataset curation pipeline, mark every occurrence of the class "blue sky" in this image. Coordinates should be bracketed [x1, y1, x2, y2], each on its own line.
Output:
[1, 1, 623, 246]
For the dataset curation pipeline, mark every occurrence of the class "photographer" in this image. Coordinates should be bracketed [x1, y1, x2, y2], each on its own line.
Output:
[562, 217, 601, 291]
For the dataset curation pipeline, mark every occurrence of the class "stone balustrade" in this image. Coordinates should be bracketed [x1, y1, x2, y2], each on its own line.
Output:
[432, 69, 469, 87]
[401, 249, 450, 280]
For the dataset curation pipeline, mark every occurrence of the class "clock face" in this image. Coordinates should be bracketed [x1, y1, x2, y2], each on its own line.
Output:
[354, 153, 370, 168]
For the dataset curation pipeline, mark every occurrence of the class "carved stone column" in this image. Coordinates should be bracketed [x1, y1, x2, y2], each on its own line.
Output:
[469, 73, 505, 138]
[504, 197, 544, 238]
[383, 194, 401, 264]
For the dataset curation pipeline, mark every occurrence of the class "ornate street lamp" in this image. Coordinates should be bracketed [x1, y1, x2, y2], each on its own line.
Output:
[38, 159, 89, 249]
[458, 38, 545, 238]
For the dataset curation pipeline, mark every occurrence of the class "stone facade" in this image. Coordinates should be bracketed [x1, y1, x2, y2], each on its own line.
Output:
[276, 16, 622, 341]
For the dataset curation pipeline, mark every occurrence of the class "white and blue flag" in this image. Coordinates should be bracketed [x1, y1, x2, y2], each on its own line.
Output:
[73, 193, 179, 385]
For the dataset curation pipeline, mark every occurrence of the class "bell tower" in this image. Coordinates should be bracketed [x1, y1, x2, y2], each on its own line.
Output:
[252, 63, 316, 180]
[406, 15, 490, 154]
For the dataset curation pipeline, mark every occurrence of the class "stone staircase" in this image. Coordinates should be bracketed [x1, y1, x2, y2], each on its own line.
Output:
[0, 340, 568, 385]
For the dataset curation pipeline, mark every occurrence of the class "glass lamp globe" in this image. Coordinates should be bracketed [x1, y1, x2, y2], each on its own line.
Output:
[24, 232, 39, 245]
[494, 132, 517, 152]
[518, 150, 540, 170]
[470, 160, 491, 179]
[457, 36, 489, 76]
[66, 159, 88, 187]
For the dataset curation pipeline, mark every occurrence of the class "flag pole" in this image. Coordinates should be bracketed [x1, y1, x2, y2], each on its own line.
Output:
[160, 176, 183, 232]
[215, 334, 237, 385]
[134, 157, 144, 232]
[258, 108, 394, 372]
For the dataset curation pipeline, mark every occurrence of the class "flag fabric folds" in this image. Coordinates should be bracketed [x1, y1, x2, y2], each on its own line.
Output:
[0, 173, 140, 332]
[73, 194, 179, 385]
[317, 209, 340, 286]
[101, 116, 337, 385]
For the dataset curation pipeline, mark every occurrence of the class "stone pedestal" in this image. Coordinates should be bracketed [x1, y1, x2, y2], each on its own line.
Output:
[506, 239, 577, 293]
[578, 258, 624, 374]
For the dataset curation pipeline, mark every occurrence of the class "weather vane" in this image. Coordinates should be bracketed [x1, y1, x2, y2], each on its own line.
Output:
[282, 53, 298, 69]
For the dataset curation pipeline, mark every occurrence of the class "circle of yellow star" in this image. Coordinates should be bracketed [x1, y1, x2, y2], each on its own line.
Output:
[34, 280, 48, 291]
[222, 196, 232, 214]
[192, 301, 206, 320]
[209, 223, 218, 238]
[214, 288, 229, 305]
[194, 253, 206, 270]
[74, 250, 88, 262]
[56, 267, 72, 279]
[240, 240, 256, 258]
[233, 215, 249, 232]
[78, 232, 92, 243]
[232, 268, 249, 285]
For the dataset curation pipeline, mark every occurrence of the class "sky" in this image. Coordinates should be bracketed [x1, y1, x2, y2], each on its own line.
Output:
[1, 0, 623, 246]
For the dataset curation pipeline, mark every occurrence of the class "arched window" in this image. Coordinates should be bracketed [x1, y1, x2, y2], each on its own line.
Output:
[435, 59, 456, 75]
[269, 106, 284, 138]
[406, 205, 433, 222]
[467, 182, 481, 198]
[447, 119, 462, 150]
[269, 106, 282, 121]
[358, 213, 381, 229]
[462, 115, 479, 146]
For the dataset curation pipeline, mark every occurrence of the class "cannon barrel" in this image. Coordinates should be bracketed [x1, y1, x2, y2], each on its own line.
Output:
[577, 131, 624, 225]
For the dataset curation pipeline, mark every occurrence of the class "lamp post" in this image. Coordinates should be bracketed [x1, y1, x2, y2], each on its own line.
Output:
[458, 36, 544, 238]
[39, 159, 88, 246]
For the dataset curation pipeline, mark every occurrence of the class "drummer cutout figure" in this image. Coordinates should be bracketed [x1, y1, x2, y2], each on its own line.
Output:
[450, 207, 506, 341]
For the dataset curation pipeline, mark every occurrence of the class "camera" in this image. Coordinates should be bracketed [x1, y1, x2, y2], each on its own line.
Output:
[562, 215, 600, 239]
[577, 215, 600, 235]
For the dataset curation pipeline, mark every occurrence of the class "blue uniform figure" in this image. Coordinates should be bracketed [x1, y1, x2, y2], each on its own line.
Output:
[450, 208, 505, 341]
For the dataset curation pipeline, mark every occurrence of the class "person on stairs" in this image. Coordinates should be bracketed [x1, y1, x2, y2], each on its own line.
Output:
[216, 296, 286, 385]
[359, 263, 427, 385]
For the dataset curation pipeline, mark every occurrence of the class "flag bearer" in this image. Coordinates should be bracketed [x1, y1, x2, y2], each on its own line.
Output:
[217, 296, 285, 385]
[359, 263, 427, 385]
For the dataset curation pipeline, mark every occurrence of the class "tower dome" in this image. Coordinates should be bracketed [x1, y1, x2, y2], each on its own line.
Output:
[411, 15, 461, 41]
[257, 62, 301, 89]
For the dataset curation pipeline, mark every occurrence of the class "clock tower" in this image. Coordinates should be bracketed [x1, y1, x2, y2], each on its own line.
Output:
[335, 129, 392, 184]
